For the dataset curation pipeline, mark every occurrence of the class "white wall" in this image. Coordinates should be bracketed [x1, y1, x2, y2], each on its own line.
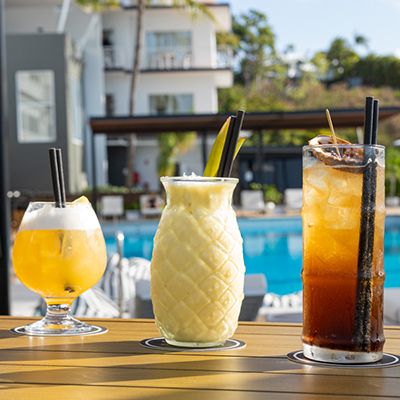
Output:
[6, 1, 108, 187]
[102, 4, 232, 189]
[102, 5, 231, 70]
[106, 68, 231, 116]
[177, 139, 205, 176]
[134, 139, 160, 191]
[134, 137, 207, 191]
[105, 73, 131, 115]
[5, 4, 59, 33]
[102, 10, 135, 69]
[138, 71, 219, 113]
[65, 5, 108, 186]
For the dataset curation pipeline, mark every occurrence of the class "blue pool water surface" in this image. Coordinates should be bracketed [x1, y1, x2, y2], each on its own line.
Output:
[103, 216, 400, 295]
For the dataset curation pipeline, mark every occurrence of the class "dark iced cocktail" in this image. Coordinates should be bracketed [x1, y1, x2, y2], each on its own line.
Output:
[302, 140, 385, 363]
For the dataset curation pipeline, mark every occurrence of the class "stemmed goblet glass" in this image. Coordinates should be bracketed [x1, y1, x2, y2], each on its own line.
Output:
[12, 199, 107, 335]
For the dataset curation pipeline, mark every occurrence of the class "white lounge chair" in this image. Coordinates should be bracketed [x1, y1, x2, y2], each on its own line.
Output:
[384, 288, 400, 325]
[284, 188, 302, 210]
[100, 195, 124, 219]
[139, 194, 164, 218]
[100, 254, 151, 317]
[259, 291, 303, 323]
[135, 278, 154, 318]
[74, 288, 120, 318]
[240, 190, 265, 212]
[239, 274, 267, 321]
[386, 197, 400, 207]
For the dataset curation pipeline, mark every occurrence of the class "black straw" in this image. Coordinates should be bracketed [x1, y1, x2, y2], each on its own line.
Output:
[49, 148, 66, 208]
[55, 149, 66, 206]
[363, 96, 374, 145]
[223, 110, 245, 177]
[217, 110, 246, 178]
[355, 97, 379, 351]
[371, 99, 379, 145]
[217, 116, 236, 177]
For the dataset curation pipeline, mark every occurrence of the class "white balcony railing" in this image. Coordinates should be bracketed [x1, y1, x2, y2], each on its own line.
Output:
[217, 46, 233, 69]
[145, 49, 193, 70]
[103, 46, 126, 69]
[103, 45, 233, 71]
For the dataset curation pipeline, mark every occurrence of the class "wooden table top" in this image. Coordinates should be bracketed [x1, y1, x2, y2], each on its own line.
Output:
[0, 317, 399, 399]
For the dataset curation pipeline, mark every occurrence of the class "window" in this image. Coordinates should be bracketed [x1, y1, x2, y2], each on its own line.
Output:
[103, 30, 117, 68]
[69, 63, 83, 142]
[146, 31, 192, 69]
[106, 94, 115, 116]
[149, 94, 193, 115]
[102, 29, 114, 47]
[16, 70, 56, 143]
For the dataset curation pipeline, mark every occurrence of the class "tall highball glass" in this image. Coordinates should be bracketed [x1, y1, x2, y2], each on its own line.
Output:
[302, 144, 385, 363]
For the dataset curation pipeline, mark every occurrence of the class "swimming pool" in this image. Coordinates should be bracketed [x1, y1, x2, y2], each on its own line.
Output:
[103, 216, 400, 295]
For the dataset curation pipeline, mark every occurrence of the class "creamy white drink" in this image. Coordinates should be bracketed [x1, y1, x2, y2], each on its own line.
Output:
[151, 177, 245, 347]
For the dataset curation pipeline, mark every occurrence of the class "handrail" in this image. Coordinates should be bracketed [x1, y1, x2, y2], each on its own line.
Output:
[115, 231, 125, 317]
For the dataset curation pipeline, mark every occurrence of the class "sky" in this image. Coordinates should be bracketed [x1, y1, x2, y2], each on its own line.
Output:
[229, 0, 400, 58]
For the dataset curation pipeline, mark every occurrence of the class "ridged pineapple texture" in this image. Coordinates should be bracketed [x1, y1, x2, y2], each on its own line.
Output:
[151, 178, 245, 346]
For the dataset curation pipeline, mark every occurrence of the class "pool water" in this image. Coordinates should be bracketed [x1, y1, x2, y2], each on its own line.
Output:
[103, 216, 400, 295]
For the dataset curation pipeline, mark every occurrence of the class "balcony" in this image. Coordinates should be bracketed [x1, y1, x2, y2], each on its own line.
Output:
[103, 45, 233, 72]
[145, 48, 193, 70]
[103, 45, 126, 70]
[216, 45, 233, 69]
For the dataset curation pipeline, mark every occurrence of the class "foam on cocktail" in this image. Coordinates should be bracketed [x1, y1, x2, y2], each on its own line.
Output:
[20, 200, 100, 231]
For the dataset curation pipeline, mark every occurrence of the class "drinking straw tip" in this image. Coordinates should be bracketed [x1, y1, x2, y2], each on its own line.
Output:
[217, 116, 236, 177]
[363, 97, 374, 145]
[49, 147, 66, 207]
[371, 99, 379, 145]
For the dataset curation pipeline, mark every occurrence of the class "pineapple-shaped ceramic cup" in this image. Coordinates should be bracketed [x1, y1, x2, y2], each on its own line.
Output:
[151, 177, 245, 347]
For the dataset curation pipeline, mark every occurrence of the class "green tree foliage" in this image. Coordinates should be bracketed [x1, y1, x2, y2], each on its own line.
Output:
[219, 8, 400, 193]
[354, 55, 400, 88]
[325, 37, 360, 80]
[157, 133, 197, 177]
[354, 34, 369, 50]
[386, 147, 400, 196]
[310, 51, 330, 79]
[232, 10, 276, 87]
[75, 0, 119, 11]
[220, 9, 400, 141]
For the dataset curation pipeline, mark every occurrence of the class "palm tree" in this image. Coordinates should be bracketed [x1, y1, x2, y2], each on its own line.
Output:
[76, 0, 119, 11]
[354, 34, 369, 51]
[125, 0, 214, 187]
[77, 0, 215, 187]
[124, 0, 144, 188]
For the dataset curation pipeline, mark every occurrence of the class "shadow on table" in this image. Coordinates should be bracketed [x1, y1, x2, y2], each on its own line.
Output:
[0, 354, 303, 386]
[0, 338, 300, 370]
[0, 340, 146, 362]
[0, 330, 18, 339]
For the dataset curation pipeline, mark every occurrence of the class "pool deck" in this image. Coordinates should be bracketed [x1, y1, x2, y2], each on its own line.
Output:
[99, 206, 400, 226]
[237, 206, 400, 219]
[386, 206, 400, 216]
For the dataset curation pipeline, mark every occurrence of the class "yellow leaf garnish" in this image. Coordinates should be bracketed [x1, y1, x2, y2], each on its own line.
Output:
[73, 196, 90, 204]
[203, 117, 231, 177]
[234, 136, 246, 159]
